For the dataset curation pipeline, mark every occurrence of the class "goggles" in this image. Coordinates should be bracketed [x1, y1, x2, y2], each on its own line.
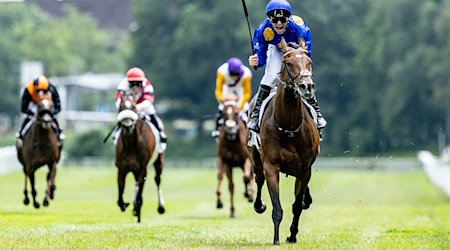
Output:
[129, 81, 142, 87]
[270, 16, 288, 24]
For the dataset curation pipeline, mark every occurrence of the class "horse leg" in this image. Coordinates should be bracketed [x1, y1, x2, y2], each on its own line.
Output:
[23, 172, 29, 205]
[132, 169, 146, 223]
[154, 155, 165, 214]
[29, 172, 40, 209]
[225, 165, 235, 218]
[117, 170, 129, 212]
[252, 156, 266, 214]
[302, 185, 313, 210]
[265, 163, 282, 245]
[287, 179, 307, 244]
[43, 163, 57, 207]
[216, 157, 224, 209]
[242, 158, 254, 203]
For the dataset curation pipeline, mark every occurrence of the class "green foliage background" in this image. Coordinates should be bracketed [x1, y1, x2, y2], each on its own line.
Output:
[1, 1, 450, 156]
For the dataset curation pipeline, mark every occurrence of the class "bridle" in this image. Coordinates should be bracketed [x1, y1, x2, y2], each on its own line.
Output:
[222, 101, 240, 141]
[277, 47, 315, 99]
[274, 45, 314, 137]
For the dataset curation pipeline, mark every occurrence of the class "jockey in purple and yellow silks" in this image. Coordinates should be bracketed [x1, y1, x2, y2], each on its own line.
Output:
[247, 0, 327, 138]
[211, 57, 252, 138]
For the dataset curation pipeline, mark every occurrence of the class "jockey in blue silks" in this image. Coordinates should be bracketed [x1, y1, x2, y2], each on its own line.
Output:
[247, 0, 327, 138]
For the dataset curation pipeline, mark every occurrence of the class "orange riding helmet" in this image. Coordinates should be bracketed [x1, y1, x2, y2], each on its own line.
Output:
[126, 67, 146, 82]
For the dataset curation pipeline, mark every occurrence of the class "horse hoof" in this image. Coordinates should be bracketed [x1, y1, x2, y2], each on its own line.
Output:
[33, 202, 40, 209]
[24, 198, 30, 205]
[247, 195, 254, 203]
[254, 202, 266, 214]
[302, 201, 311, 210]
[157, 206, 165, 214]
[230, 213, 236, 219]
[286, 236, 297, 243]
[137, 217, 141, 223]
[50, 186, 56, 200]
[119, 202, 129, 212]
[217, 201, 223, 209]
[43, 199, 49, 207]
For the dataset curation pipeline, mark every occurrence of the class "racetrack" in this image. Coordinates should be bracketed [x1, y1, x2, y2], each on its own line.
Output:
[0, 166, 448, 249]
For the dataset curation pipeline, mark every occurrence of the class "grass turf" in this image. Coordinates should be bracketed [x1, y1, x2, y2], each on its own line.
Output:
[0, 166, 448, 249]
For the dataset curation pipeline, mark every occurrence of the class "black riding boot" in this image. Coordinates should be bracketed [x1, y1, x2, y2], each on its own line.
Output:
[247, 85, 271, 133]
[307, 94, 327, 140]
[52, 118, 65, 141]
[16, 117, 31, 139]
[149, 114, 167, 143]
[211, 109, 223, 138]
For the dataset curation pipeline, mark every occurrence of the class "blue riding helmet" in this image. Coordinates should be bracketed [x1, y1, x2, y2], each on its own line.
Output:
[266, 0, 292, 17]
[227, 57, 244, 77]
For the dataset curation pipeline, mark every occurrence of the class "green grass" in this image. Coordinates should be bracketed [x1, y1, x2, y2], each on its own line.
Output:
[0, 166, 448, 249]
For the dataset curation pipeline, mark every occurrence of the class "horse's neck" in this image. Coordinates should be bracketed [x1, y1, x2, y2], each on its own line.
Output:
[274, 84, 304, 129]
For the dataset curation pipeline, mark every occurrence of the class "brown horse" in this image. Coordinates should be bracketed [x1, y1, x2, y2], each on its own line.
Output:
[248, 38, 320, 245]
[216, 96, 254, 218]
[16, 91, 61, 208]
[115, 94, 165, 223]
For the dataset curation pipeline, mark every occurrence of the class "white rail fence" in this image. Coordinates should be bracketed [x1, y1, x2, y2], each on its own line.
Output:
[0, 146, 21, 175]
[0, 145, 423, 176]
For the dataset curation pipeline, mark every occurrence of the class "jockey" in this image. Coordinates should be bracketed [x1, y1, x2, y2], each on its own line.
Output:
[16, 76, 64, 144]
[211, 57, 252, 138]
[247, 0, 327, 138]
[115, 66, 167, 149]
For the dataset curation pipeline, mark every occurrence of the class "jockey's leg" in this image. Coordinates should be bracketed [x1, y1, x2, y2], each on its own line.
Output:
[149, 114, 167, 143]
[307, 94, 327, 140]
[247, 85, 271, 133]
[248, 44, 281, 133]
[52, 118, 65, 141]
[211, 108, 223, 138]
[16, 117, 31, 139]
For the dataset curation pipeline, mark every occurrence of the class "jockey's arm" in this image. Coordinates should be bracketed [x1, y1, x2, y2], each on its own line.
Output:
[20, 89, 34, 115]
[49, 84, 61, 115]
[240, 76, 252, 111]
[114, 90, 125, 109]
[136, 99, 155, 115]
[215, 72, 225, 104]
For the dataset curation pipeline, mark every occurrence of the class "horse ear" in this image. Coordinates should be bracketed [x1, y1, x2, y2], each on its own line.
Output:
[298, 37, 306, 49]
[277, 37, 288, 52]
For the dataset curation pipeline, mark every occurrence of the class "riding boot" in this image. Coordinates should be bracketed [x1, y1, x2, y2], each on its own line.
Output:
[16, 117, 31, 148]
[211, 109, 223, 138]
[247, 85, 271, 133]
[52, 118, 65, 142]
[307, 94, 327, 140]
[149, 114, 167, 144]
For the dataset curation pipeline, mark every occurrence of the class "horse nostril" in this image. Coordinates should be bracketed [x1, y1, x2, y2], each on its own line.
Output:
[300, 84, 307, 90]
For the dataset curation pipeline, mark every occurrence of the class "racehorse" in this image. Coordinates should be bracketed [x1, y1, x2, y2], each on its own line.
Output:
[216, 95, 254, 218]
[115, 94, 165, 223]
[16, 90, 61, 208]
[248, 38, 320, 245]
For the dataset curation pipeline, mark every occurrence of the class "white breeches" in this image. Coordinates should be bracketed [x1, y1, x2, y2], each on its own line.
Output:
[260, 44, 283, 88]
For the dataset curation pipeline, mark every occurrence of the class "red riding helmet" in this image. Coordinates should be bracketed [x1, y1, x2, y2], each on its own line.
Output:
[126, 67, 146, 82]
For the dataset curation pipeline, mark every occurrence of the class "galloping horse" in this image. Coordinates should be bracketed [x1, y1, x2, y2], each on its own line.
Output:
[216, 95, 254, 218]
[248, 38, 320, 245]
[115, 94, 165, 223]
[16, 91, 61, 208]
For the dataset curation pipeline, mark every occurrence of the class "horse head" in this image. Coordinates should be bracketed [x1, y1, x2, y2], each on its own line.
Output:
[221, 94, 240, 141]
[278, 37, 314, 99]
[36, 91, 55, 129]
[117, 94, 138, 134]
